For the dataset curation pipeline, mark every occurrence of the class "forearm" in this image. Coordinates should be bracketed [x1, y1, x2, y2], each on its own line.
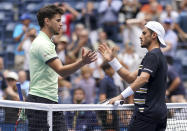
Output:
[66, 6, 79, 18]
[161, 42, 171, 53]
[59, 59, 84, 77]
[130, 75, 148, 92]
[118, 68, 138, 84]
[109, 58, 137, 83]
[120, 72, 149, 99]
[174, 23, 186, 35]
[168, 77, 180, 92]
[17, 39, 26, 51]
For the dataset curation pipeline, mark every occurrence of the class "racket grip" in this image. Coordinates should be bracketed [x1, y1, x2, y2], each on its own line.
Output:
[114, 100, 125, 105]
[16, 82, 23, 101]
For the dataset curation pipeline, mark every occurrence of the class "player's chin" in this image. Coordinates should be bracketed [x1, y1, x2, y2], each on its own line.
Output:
[54, 31, 59, 35]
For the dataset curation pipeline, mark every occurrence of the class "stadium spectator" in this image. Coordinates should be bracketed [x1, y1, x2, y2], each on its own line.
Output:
[3, 71, 26, 131]
[98, 0, 122, 42]
[118, 43, 140, 72]
[166, 55, 186, 103]
[13, 13, 39, 71]
[65, 87, 98, 131]
[162, 18, 178, 58]
[137, 0, 161, 21]
[74, 66, 96, 104]
[0, 57, 7, 99]
[123, 18, 148, 58]
[160, 4, 179, 25]
[69, 29, 93, 58]
[119, 0, 140, 24]
[17, 28, 37, 79]
[174, 0, 187, 42]
[93, 29, 118, 51]
[98, 62, 121, 131]
[79, 1, 98, 44]
[18, 70, 30, 97]
[140, 0, 163, 14]
[26, 5, 97, 131]
[4, 71, 19, 101]
[57, 2, 80, 37]
[58, 76, 72, 104]
[55, 35, 69, 64]
[67, 23, 85, 51]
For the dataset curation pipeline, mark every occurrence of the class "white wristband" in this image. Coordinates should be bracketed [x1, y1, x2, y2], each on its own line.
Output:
[108, 58, 122, 72]
[121, 86, 134, 99]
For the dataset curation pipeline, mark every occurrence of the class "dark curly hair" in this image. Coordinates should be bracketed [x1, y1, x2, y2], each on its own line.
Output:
[37, 4, 64, 28]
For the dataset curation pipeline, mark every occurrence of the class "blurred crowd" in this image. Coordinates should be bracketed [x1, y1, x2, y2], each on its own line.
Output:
[0, 0, 187, 106]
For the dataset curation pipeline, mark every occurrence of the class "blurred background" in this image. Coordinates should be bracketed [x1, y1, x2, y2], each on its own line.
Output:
[0, 0, 187, 105]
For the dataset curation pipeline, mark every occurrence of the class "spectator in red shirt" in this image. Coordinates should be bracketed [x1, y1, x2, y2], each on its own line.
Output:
[56, 3, 80, 37]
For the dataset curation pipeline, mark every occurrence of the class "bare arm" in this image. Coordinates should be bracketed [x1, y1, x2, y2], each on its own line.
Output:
[167, 77, 180, 94]
[14, 26, 28, 42]
[98, 43, 138, 83]
[17, 36, 28, 51]
[117, 69, 138, 84]
[48, 58, 84, 78]
[109, 72, 150, 103]
[62, 3, 80, 19]
[174, 23, 187, 40]
[48, 48, 97, 78]
[161, 41, 172, 53]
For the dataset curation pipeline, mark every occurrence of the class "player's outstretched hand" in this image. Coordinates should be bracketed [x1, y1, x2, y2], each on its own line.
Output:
[81, 47, 97, 64]
[109, 95, 123, 104]
[98, 43, 114, 62]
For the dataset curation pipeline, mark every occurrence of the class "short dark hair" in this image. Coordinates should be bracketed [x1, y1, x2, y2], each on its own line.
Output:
[101, 62, 111, 71]
[37, 5, 64, 28]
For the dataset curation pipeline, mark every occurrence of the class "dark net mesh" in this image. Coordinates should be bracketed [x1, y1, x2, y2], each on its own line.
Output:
[0, 106, 187, 131]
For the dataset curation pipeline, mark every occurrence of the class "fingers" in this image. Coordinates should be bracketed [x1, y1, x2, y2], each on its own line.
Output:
[98, 45, 105, 54]
[82, 49, 97, 64]
[87, 51, 97, 62]
[109, 99, 115, 104]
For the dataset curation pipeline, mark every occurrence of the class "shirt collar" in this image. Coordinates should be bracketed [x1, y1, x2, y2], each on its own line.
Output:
[39, 31, 52, 42]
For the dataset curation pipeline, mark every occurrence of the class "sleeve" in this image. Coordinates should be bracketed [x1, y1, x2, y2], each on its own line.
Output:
[142, 53, 159, 77]
[99, 78, 107, 95]
[38, 42, 58, 63]
[13, 25, 23, 38]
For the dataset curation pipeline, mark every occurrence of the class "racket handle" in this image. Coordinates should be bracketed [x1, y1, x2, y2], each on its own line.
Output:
[114, 100, 125, 105]
[16, 82, 23, 101]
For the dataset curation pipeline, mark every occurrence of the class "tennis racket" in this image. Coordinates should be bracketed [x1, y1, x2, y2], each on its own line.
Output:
[15, 82, 25, 131]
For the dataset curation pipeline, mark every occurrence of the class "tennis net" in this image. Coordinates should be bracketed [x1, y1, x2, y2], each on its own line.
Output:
[0, 100, 187, 131]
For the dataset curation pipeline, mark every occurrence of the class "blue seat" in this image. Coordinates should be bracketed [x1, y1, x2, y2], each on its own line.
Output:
[3, 22, 16, 44]
[3, 51, 15, 69]
[0, 2, 14, 11]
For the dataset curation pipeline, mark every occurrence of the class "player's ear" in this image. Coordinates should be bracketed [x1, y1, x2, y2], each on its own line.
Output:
[152, 32, 157, 39]
[44, 18, 49, 26]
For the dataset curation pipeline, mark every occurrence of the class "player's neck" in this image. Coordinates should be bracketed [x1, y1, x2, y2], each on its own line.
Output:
[147, 41, 160, 52]
[41, 27, 53, 39]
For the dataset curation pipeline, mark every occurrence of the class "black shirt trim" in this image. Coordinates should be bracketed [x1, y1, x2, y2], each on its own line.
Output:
[45, 57, 58, 64]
